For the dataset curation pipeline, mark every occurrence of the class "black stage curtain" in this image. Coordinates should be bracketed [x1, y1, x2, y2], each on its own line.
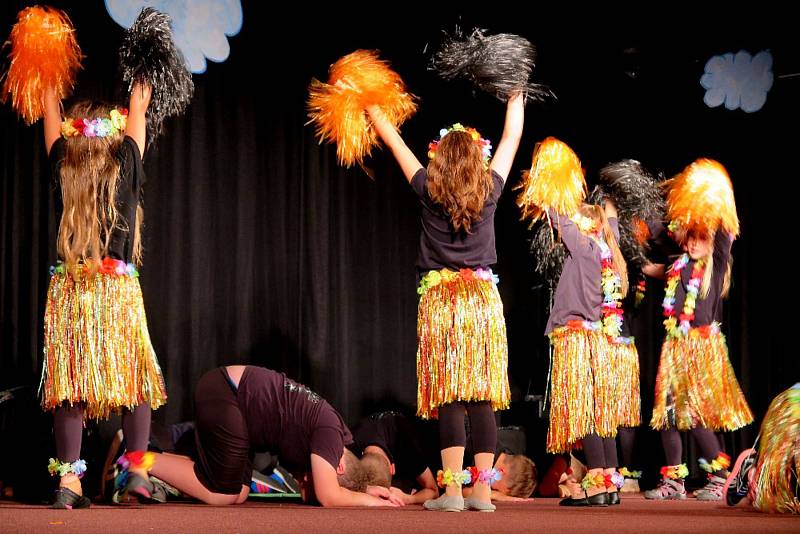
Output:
[2, 2, 798, 485]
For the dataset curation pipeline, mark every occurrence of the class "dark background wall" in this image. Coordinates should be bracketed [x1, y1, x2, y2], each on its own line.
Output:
[2, 1, 798, 494]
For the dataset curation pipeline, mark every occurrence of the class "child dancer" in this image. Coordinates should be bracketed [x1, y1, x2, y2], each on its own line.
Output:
[366, 92, 524, 511]
[646, 159, 752, 500]
[517, 139, 628, 506]
[40, 81, 167, 508]
[726, 383, 800, 514]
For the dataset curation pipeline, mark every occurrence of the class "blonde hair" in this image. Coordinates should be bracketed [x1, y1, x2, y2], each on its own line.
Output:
[504, 454, 537, 498]
[578, 204, 629, 297]
[427, 130, 493, 233]
[57, 101, 142, 266]
[691, 231, 733, 299]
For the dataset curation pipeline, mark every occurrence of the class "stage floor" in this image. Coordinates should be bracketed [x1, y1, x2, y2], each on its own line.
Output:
[1, 493, 797, 533]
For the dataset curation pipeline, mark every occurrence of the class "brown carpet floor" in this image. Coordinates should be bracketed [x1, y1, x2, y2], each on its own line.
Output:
[1, 494, 798, 533]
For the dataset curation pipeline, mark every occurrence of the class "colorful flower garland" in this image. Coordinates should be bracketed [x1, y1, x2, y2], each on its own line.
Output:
[418, 267, 498, 295]
[662, 253, 706, 339]
[427, 123, 492, 169]
[50, 258, 139, 278]
[699, 452, 731, 473]
[580, 472, 606, 490]
[436, 466, 504, 487]
[48, 458, 87, 477]
[596, 239, 625, 342]
[634, 276, 646, 308]
[619, 467, 642, 479]
[61, 108, 128, 138]
[660, 463, 689, 480]
[436, 468, 468, 488]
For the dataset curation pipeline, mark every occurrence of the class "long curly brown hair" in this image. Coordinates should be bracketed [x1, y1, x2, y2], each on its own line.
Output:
[427, 130, 493, 233]
[56, 101, 142, 266]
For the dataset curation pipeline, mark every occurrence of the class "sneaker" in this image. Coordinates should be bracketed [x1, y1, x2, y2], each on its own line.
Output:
[695, 474, 726, 501]
[464, 496, 496, 512]
[127, 473, 168, 503]
[621, 478, 640, 493]
[51, 487, 91, 509]
[423, 494, 464, 512]
[724, 448, 757, 506]
[645, 477, 686, 500]
[113, 472, 167, 504]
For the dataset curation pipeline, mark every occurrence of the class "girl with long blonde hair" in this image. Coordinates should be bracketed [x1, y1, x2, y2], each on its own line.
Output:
[41, 82, 167, 509]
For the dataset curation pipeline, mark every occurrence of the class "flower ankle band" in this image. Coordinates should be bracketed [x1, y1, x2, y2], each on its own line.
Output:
[619, 467, 641, 479]
[437, 468, 468, 488]
[462, 466, 504, 485]
[117, 451, 156, 472]
[47, 458, 87, 477]
[660, 464, 689, 480]
[699, 452, 731, 473]
[580, 472, 606, 490]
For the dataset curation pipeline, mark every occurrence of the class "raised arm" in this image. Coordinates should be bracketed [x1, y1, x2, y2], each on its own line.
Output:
[366, 105, 422, 183]
[127, 82, 152, 159]
[311, 454, 398, 507]
[604, 199, 620, 240]
[488, 92, 524, 181]
[43, 86, 62, 155]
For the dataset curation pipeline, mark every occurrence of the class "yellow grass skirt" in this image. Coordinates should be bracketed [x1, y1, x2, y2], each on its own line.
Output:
[416, 268, 509, 420]
[40, 264, 167, 420]
[611, 339, 641, 428]
[751, 385, 800, 514]
[650, 324, 752, 431]
[547, 322, 617, 453]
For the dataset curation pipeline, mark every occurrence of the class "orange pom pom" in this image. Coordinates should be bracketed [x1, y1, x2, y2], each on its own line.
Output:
[307, 50, 417, 168]
[1, 6, 83, 124]
[666, 158, 739, 236]
[631, 217, 651, 245]
[516, 137, 586, 222]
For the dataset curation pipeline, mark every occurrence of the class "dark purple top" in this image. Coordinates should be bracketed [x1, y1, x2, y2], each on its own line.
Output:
[49, 136, 145, 264]
[236, 366, 353, 473]
[410, 168, 506, 277]
[671, 231, 732, 327]
[545, 212, 620, 334]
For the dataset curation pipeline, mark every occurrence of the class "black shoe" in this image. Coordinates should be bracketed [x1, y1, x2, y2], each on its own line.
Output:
[559, 491, 609, 507]
[51, 487, 91, 509]
[559, 494, 591, 506]
[586, 491, 610, 506]
[608, 491, 620, 505]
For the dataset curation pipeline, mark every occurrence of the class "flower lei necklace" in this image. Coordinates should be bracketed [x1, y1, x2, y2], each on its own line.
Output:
[596, 237, 624, 341]
[662, 253, 706, 338]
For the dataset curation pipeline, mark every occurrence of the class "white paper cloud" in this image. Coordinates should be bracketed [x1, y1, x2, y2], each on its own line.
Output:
[700, 50, 773, 113]
[106, 0, 242, 74]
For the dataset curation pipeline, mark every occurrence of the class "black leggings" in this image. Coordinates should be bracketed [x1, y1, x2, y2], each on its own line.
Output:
[582, 433, 619, 469]
[438, 401, 496, 454]
[54, 401, 151, 462]
[661, 427, 722, 466]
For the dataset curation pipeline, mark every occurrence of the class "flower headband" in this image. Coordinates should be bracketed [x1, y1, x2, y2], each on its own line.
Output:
[427, 123, 492, 168]
[61, 108, 128, 138]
